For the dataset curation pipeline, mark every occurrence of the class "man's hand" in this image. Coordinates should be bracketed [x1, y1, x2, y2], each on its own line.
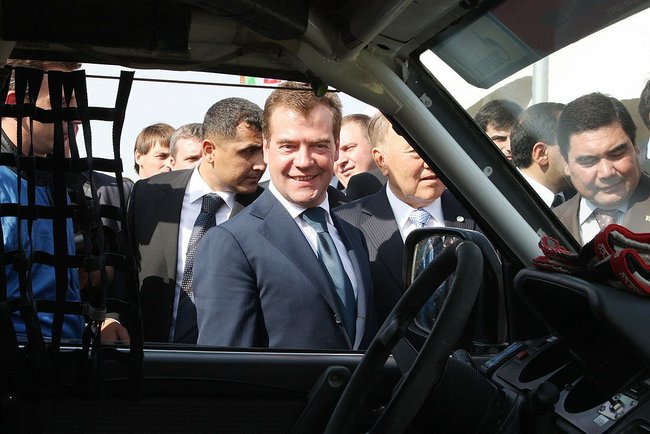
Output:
[101, 318, 130, 344]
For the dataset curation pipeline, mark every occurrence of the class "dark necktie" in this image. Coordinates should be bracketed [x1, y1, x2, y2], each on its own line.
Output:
[594, 208, 622, 231]
[551, 193, 565, 207]
[302, 207, 357, 343]
[173, 193, 223, 343]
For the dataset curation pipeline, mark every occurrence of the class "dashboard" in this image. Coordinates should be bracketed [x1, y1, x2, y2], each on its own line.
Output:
[496, 269, 650, 433]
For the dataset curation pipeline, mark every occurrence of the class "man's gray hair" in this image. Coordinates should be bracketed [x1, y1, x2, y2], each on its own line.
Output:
[170, 123, 202, 158]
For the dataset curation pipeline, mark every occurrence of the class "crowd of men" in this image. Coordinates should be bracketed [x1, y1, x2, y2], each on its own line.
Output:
[3, 59, 650, 350]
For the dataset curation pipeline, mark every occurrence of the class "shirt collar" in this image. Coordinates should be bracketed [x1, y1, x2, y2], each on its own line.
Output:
[518, 169, 555, 206]
[269, 181, 332, 224]
[385, 182, 444, 228]
[578, 197, 628, 225]
[188, 166, 235, 210]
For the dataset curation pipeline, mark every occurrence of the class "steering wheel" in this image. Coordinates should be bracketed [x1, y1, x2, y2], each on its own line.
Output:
[324, 241, 483, 434]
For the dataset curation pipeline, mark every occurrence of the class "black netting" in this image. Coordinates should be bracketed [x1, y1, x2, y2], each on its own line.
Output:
[0, 66, 142, 410]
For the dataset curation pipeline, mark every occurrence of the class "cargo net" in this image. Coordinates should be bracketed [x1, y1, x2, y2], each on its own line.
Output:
[0, 66, 142, 379]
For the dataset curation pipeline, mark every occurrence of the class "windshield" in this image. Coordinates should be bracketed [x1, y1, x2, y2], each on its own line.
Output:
[419, 1, 650, 247]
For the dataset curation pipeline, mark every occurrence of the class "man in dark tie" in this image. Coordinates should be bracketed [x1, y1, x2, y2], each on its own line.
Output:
[509, 102, 576, 208]
[554, 92, 650, 245]
[193, 82, 376, 350]
[334, 112, 479, 324]
[128, 97, 266, 343]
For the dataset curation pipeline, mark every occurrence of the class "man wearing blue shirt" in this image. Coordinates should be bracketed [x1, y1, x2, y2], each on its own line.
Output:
[1, 59, 84, 340]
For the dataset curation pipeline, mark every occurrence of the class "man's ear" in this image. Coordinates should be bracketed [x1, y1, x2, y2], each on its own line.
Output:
[531, 142, 548, 165]
[372, 147, 388, 176]
[202, 139, 214, 162]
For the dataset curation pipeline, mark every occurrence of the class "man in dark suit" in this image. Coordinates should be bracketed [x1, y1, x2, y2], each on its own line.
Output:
[509, 102, 576, 207]
[345, 167, 386, 200]
[334, 112, 478, 323]
[129, 97, 265, 343]
[194, 82, 376, 350]
[554, 92, 650, 245]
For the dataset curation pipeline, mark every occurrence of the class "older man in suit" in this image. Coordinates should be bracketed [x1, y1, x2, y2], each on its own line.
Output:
[194, 82, 376, 350]
[554, 92, 650, 245]
[334, 112, 478, 323]
[129, 97, 266, 343]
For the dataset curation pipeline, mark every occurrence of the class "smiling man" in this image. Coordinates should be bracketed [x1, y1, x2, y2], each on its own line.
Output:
[194, 82, 376, 350]
[129, 97, 266, 343]
[334, 112, 478, 323]
[554, 92, 650, 245]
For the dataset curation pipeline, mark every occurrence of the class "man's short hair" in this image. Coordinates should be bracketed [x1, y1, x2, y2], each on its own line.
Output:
[342, 113, 371, 141]
[262, 81, 342, 139]
[367, 112, 392, 149]
[203, 97, 262, 144]
[511, 102, 565, 169]
[474, 99, 523, 132]
[170, 123, 202, 159]
[557, 92, 636, 158]
[638, 80, 650, 130]
[4, 59, 81, 91]
[133, 122, 174, 173]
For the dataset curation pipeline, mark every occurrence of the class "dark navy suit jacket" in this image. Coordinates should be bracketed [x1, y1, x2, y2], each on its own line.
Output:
[194, 189, 377, 350]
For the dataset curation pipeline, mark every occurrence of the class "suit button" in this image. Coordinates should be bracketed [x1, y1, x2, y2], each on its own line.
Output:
[334, 314, 342, 324]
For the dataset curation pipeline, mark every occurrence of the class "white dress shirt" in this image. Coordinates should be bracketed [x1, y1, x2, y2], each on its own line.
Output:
[268, 182, 359, 299]
[578, 197, 627, 245]
[519, 170, 555, 207]
[385, 182, 445, 242]
[170, 167, 236, 340]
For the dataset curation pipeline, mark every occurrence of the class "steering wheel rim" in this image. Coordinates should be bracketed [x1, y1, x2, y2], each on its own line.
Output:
[324, 241, 483, 434]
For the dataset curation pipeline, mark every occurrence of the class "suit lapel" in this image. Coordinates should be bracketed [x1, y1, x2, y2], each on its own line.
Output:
[158, 170, 192, 282]
[623, 174, 650, 233]
[331, 214, 371, 348]
[361, 190, 404, 287]
[440, 190, 476, 229]
[253, 191, 349, 342]
[554, 195, 582, 244]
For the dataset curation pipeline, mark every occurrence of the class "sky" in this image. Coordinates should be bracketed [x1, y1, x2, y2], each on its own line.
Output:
[80, 65, 375, 181]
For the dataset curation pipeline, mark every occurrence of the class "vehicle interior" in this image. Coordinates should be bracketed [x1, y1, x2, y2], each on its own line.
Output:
[2, 0, 650, 432]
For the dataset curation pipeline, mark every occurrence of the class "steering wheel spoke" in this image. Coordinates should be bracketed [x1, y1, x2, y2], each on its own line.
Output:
[325, 241, 483, 434]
